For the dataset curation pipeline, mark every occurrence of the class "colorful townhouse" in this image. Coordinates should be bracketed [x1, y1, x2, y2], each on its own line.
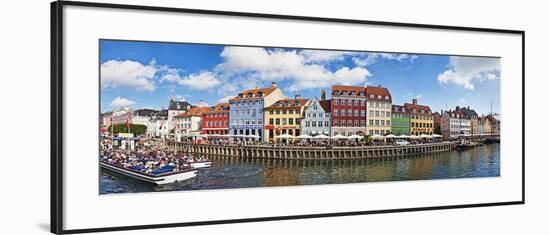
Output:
[264, 96, 310, 142]
[457, 106, 477, 136]
[229, 82, 285, 142]
[330, 85, 367, 137]
[404, 99, 434, 136]
[440, 109, 463, 140]
[391, 105, 410, 135]
[301, 91, 331, 137]
[174, 106, 212, 141]
[202, 103, 230, 135]
[365, 85, 392, 136]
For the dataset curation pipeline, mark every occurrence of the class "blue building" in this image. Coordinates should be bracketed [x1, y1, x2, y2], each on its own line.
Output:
[229, 82, 284, 142]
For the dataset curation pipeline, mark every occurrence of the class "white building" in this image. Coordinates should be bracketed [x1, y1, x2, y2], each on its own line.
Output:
[174, 106, 212, 141]
[301, 98, 331, 136]
[441, 110, 462, 140]
[167, 99, 192, 133]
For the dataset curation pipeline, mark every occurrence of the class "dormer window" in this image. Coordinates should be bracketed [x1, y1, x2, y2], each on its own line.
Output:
[385, 96, 389, 100]
[377, 95, 382, 99]
[413, 109, 417, 113]
[369, 94, 374, 98]
[258, 92, 264, 97]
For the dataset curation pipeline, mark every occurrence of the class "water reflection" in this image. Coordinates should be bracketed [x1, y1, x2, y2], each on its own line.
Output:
[100, 143, 500, 194]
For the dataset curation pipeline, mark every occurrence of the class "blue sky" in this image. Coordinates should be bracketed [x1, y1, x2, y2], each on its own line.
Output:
[100, 39, 501, 115]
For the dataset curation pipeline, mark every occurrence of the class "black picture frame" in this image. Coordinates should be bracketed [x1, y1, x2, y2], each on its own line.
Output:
[51, 1, 525, 234]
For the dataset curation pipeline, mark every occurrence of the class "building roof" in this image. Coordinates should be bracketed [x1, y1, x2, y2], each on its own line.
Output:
[331, 85, 366, 96]
[456, 106, 478, 118]
[205, 103, 230, 114]
[266, 98, 310, 109]
[175, 107, 212, 118]
[168, 100, 192, 111]
[392, 105, 407, 114]
[404, 102, 432, 114]
[230, 84, 278, 101]
[366, 86, 392, 102]
[319, 100, 331, 113]
[133, 108, 158, 117]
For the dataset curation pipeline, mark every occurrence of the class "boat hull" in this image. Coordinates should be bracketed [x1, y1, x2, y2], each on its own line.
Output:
[190, 161, 212, 168]
[100, 162, 197, 185]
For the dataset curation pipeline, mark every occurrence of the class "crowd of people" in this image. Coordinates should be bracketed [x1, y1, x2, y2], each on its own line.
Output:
[100, 145, 207, 175]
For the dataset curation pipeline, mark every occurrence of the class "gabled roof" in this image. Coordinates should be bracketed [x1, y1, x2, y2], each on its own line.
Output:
[319, 100, 331, 113]
[404, 103, 432, 114]
[331, 85, 365, 96]
[230, 85, 278, 101]
[168, 100, 192, 110]
[457, 107, 478, 118]
[175, 107, 212, 118]
[366, 86, 392, 102]
[392, 104, 407, 114]
[266, 98, 310, 109]
[205, 103, 230, 114]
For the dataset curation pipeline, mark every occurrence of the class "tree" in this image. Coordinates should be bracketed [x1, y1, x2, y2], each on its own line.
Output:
[363, 134, 373, 145]
[108, 123, 147, 135]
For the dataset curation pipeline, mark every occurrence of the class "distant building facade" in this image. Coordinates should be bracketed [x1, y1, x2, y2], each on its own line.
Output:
[330, 85, 366, 136]
[174, 106, 211, 141]
[391, 105, 410, 135]
[229, 82, 285, 142]
[404, 99, 433, 136]
[202, 103, 230, 135]
[264, 97, 310, 142]
[366, 85, 392, 136]
[301, 97, 331, 136]
[167, 99, 192, 132]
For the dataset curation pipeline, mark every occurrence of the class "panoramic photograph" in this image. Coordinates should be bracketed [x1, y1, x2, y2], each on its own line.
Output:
[99, 39, 501, 194]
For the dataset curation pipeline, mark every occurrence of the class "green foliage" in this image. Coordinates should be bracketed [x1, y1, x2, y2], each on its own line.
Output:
[108, 123, 147, 135]
[363, 134, 373, 145]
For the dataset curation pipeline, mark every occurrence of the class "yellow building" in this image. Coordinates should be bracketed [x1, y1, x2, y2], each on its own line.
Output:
[404, 99, 433, 135]
[264, 97, 310, 143]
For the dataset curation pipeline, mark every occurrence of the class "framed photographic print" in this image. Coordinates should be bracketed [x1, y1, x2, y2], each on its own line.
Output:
[51, 1, 525, 234]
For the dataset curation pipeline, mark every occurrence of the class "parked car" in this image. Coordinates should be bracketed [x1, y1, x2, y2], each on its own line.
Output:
[394, 139, 410, 146]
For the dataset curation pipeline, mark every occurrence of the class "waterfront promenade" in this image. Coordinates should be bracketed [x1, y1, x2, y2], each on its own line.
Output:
[167, 142, 454, 160]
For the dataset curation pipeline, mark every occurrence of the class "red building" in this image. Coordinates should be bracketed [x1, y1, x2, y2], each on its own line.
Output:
[202, 103, 230, 135]
[330, 85, 367, 136]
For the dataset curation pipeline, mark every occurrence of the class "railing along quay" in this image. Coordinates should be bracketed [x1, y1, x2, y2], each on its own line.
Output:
[167, 142, 454, 160]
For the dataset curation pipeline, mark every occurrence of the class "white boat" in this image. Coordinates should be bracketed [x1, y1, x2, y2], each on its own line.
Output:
[100, 162, 197, 185]
[189, 161, 212, 169]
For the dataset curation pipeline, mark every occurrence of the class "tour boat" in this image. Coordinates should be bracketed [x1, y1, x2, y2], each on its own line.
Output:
[188, 161, 212, 169]
[100, 162, 198, 185]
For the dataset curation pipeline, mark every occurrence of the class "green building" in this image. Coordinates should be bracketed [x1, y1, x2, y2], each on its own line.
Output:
[391, 105, 410, 135]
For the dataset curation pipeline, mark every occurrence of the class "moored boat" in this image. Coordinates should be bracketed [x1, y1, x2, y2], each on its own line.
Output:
[100, 162, 197, 185]
[189, 161, 212, 168]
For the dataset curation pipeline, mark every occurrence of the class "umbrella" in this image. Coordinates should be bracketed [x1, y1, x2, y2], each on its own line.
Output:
[420, 134, 432, 138]
[296, 134, 313, 139]
[313, 134, 329, 139]
[371, 134, 385, 139]
[409, 135, 420, 139]
[246, 134, 259, 139]
[331, 134, 347, 139]
[385, 134, 397, 138]
[432, 134, 443, 138]
[398, 134, 410, 139]
[347, 134, 364, 140]
[277, 134, 295, 139]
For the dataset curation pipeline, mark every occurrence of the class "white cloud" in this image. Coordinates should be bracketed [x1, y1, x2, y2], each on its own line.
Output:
[101, 60, 157, 91]
[459, 98, 467, 103]
[195, 100, 209, 107]
[216, 46, 371, 92]
[110, 97, 136, 107]
[299, 50, 357, 63]
[353, 53, 418, 67]
[437, 56, 500, 90]
[177, 71, 221, 90]
[217, 96, 234, 103]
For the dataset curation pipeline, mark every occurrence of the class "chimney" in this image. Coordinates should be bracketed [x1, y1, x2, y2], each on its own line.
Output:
[321, 89, 326, 101]
[455, 106, 459, 111]
[271, 82, 277, 87]
[378, 84, 381, 88]
[412, 99, 418, 105]
[295, 94, 301, 99]
[467, 106, 470, 109]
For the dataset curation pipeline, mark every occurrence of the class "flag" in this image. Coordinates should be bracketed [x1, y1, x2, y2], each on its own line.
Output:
[159, 121, 164, 130]
[125, 112, 131, 131]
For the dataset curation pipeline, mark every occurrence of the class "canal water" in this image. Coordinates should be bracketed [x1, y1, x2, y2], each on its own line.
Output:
[100, 143, 500, 194]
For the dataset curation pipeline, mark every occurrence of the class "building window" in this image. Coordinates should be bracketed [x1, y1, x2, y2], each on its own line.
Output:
[333, 120, 338, 126]
[275, 118, 280, 125]
[289, 118, 294, 125]
[306, 121, 310, 127]
[334, 109, 339, 116]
